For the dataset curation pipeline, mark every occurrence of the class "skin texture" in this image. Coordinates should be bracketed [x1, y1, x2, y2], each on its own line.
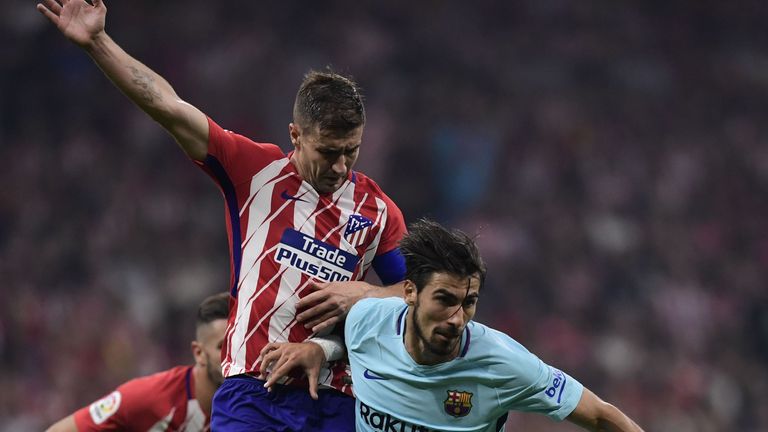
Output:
[403, 273, 481, 365]
[288, 123, 363, 195]
[258, 341, 326, 400]
[191, 319, 228, 415]
[36, 0, 210, 161]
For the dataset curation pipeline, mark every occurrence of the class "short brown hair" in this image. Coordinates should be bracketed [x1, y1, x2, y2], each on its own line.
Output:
[293, 69, 365, 138]
[196, 292, 230, 328]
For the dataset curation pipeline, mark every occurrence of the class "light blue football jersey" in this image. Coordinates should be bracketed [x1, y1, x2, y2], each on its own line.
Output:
[345, 297, 584, 432]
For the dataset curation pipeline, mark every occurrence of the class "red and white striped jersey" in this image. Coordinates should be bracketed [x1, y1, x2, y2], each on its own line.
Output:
[73, 365, 207, 432]
[197, 118, 406, 394]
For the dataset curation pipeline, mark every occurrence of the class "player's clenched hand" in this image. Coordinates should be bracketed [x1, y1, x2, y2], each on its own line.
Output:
[36, 0, 106, 48]
[296, 280, 373, 333]
[258, 342, 325, 400]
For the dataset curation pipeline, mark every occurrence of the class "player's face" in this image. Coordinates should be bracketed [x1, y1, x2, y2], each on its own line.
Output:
[196, 318, 228, 387]
[405, 272, 480, 364]
[290, 123, 363, 194]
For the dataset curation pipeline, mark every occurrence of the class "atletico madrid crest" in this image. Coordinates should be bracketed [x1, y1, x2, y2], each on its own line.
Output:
[444, 390, 473, 417]
[344, 214, 373, 247]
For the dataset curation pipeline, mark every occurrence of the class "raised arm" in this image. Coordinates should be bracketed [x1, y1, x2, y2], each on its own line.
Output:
[567, 388, 644, 432]
[36, 0, 209, 160]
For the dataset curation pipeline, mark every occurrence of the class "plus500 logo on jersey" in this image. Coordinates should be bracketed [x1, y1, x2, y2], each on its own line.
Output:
[275, 229, 359, 282]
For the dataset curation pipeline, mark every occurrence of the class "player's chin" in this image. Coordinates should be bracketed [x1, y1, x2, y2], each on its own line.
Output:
[210, 371, 225, 387]
[315, 180, 340, 194]
[429, 337, 459, 355]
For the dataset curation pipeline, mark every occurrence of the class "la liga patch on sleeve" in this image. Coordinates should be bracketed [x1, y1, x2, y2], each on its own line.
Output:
[89, 390, 122, 424]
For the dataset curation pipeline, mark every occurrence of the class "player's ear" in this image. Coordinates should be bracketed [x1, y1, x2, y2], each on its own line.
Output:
[191, 341, 204, 365]
[404, 280, 416, 306]
[289, 123, 300, 149]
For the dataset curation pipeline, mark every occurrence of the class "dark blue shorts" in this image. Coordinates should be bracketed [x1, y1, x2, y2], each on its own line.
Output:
[211, 375, 355, 432]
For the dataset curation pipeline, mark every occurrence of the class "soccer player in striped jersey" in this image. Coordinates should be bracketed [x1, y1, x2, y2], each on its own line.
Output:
[45, 292, 229, 432]
[261, 220, 645, 432]
[38, 0, 407, 430]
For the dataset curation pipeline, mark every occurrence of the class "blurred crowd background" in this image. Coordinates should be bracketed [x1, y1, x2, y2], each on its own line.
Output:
[2, 0, 767, 430]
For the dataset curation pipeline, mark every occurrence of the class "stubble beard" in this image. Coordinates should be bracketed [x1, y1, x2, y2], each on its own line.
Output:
[412, 303, 460, 359]
[204, 351, 224, 387]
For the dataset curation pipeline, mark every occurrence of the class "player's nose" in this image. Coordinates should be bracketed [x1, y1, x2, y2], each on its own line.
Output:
[331, 154, 346, 175]
[445, 309, 466, 329]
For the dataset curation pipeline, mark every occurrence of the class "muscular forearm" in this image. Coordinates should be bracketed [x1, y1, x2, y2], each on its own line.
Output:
[567, 389, 644, 432]
[572, 403, 644, 432]
[45, 414, 78, 432]
[86, 33, 178, 123]
[83, 33, 208, 159]
[365, 281, 405, 299]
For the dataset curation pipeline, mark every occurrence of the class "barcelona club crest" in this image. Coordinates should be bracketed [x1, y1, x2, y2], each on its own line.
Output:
[444, 390, 473, 417]
[344, 214, 373, 248]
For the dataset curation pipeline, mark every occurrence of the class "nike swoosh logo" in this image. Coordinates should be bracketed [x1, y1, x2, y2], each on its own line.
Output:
[280, 190, 306, 202]
[363, 369, 389, 380]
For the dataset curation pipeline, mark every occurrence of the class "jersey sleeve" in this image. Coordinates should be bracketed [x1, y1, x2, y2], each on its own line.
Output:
[371, 194, 407, 284]
[494, 332, 584, 421]
[72, 377, 167, 431]
[72, 388, 130, 431]
[375, 194, 406, 256]
[371, 248, 405, 285]
[197, 117, 286, 187]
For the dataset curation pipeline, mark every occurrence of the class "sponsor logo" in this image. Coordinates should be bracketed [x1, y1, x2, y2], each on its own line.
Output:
[360, 400, 439, 432]
[280, 190, 306, 202]
[344, 215, 373, 248]
[88, 391, 121, 424]
[363, 369, 389, 380]
[275, 229, 359, 282]
[544, 368, 567, 403]
[444, 390, 473, 417]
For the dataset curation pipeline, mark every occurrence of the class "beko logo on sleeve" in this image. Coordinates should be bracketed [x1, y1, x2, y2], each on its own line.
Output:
[544, 368, 567, 403]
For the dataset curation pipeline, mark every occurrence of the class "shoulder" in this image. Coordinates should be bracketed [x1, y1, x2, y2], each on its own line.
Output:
[114, 365, 191, 405]
[122, 365, 190, 389]
[205, 117, 286, 164]
[351, 171, 405, 240]
[73, 366, 191, 429]
[466, 322, 542, 375]
[346, 297, 406, 339]
[352, 172, 398, 204]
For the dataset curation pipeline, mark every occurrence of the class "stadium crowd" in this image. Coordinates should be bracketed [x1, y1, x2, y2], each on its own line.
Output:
[1, 0, 767, 430]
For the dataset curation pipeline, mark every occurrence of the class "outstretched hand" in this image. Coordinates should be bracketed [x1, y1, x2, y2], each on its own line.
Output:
[296, 280, 373, 333]
[258, 342, 326, 400]
[36, 0, 106, 48]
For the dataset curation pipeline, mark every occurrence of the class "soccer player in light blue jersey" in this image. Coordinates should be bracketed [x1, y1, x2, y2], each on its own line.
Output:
[260, 219, 644, 431]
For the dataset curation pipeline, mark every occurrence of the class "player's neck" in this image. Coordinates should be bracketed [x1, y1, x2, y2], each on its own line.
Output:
[288, 152, 305, 178]
[192, 364, 216, 417]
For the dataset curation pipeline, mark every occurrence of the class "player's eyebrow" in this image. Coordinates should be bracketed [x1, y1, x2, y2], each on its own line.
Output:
[433, 288, 479, 302]
[318, 143, 360, 152]
[433, 288, 472, 301]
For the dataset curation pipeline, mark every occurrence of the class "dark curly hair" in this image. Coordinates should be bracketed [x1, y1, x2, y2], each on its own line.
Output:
[399, 219, 486, 293]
